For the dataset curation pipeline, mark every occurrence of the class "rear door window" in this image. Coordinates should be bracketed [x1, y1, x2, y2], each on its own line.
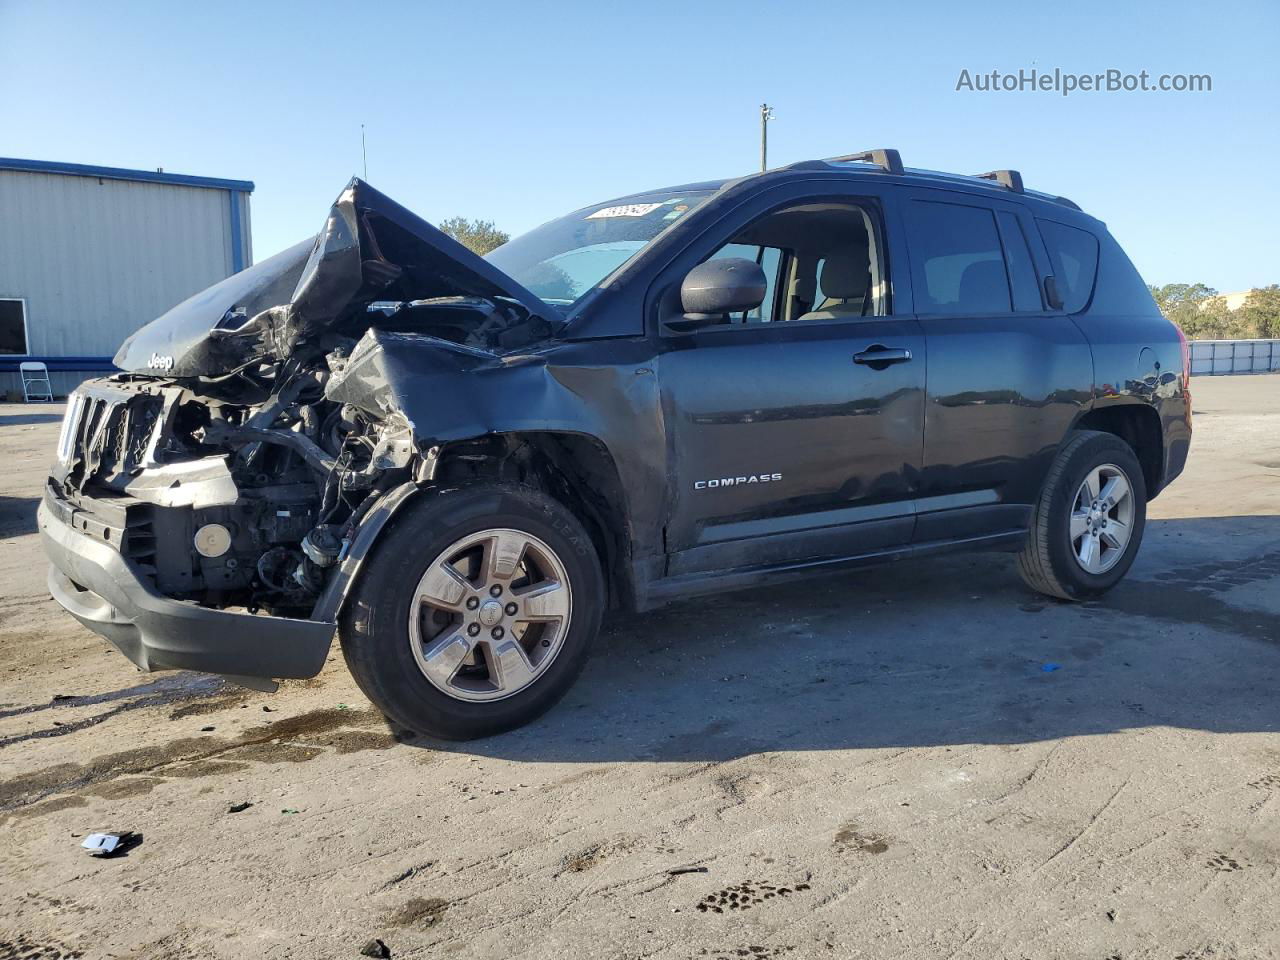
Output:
[996, 211, 1043, 312]
[1037, 220, 1099, 313]
[904, 200, 1011, 315]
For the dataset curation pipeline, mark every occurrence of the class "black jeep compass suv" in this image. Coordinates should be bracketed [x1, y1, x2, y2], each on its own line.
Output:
[40, 149, 1192, 738]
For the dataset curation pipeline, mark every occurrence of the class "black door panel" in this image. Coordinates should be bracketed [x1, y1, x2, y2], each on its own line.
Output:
[650, 182, 927, 575]
[659, 318, 926, 560]
[899, 188, 1094, 524]
[916, 314, 1091, 506]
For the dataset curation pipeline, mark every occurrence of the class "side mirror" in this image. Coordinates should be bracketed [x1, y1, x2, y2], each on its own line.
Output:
[680, 258, 768, 318]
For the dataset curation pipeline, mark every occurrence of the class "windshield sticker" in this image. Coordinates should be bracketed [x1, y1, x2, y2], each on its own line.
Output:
[586, 203, 664, 220]
[663, 204, 691, 221]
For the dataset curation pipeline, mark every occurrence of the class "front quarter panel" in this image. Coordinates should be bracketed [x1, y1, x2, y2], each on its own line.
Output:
[324, 330, 668, 555]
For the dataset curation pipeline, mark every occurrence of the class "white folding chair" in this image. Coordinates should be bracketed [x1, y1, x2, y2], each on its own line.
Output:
[20, 361, 53, 402]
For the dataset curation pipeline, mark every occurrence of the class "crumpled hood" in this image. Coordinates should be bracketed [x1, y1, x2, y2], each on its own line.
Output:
[114, 178, 553, 377]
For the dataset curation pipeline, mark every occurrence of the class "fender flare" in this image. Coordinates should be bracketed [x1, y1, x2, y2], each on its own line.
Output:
[310, 480, 422, 624]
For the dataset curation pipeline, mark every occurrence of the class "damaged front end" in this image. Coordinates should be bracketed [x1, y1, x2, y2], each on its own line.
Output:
[39, 179, 559, 683]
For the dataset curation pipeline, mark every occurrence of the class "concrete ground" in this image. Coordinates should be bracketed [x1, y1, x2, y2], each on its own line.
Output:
[0, 376, 1277, 960]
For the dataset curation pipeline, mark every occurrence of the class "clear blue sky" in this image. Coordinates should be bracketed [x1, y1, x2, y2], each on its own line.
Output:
[2, 0, 1276, 292]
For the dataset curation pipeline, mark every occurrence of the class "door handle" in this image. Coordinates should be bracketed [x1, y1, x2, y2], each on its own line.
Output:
[853, 345, 913, 366]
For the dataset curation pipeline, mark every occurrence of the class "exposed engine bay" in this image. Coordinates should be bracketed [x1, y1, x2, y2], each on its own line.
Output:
[53, 365, 406, 616]
[49, 178, 560, 617]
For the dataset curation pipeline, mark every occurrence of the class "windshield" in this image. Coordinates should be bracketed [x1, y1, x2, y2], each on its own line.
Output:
[486, 190, 714, 309]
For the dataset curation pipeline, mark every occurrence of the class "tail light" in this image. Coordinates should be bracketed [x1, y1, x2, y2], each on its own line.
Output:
[1174, 323, 1192, 421]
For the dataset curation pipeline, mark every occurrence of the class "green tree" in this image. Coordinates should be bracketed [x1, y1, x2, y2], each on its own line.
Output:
[1149, 282, 1230, 339]
[1240, 285, 1280, 338]
[520, 261, 577, 301]
[1149, 282, 1280, 340]
[1194, 295, 1237, 339]
[438, 217, 509, 255]
[1149, 282, 1217, 317]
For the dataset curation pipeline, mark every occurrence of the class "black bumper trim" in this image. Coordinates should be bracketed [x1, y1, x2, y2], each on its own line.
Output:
[39, 492, 334, 680]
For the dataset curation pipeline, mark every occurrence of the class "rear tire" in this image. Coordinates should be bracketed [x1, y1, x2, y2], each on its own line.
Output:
[340, 482, 603, 740]
[1016, 430, 1147, 600]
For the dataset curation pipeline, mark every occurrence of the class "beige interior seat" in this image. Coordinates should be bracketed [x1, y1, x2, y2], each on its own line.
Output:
[796, 248, 871, 322]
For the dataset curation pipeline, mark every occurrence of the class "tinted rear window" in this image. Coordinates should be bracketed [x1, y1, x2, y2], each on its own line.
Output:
[1038, 220, 1099, 313]
[904, 201, 1011, 315]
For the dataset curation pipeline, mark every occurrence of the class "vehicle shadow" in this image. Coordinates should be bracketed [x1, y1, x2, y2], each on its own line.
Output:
[434, 514, 1280, 762]
[0, 411, 63, 427]
[0, 495, 40, 537]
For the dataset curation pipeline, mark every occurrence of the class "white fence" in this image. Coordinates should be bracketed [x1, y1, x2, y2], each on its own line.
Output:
[1189, 339, 1280, 376]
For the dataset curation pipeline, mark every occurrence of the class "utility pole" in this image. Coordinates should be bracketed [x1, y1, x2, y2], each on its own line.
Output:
[361, 124, 368, 180]
[759, 103, 775, 172]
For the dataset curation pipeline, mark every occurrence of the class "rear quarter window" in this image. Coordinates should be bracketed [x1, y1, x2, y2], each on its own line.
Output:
[1037, 219, 1099, 313]
[1086, 229, 1163, 317]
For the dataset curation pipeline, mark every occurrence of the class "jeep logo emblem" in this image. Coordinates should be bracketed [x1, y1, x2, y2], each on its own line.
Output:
[148, 353, 175, 371]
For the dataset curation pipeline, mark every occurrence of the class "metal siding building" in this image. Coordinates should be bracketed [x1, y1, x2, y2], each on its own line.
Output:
[0, 159, 253, 397]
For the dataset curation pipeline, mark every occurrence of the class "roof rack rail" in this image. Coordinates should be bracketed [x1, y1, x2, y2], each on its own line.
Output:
[974, 169, 1024, 192]
[824, 148, 904, 175]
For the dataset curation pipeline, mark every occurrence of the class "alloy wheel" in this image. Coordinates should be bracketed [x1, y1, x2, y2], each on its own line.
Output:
[1069, 463, 1135, 575]
[408, 528, 573, 702]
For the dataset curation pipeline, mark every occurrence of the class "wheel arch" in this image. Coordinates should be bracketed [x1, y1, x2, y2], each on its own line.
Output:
[313, 429, 638, 626]
[1070, 400, 1164, 497]
[428, 430, 637, 612]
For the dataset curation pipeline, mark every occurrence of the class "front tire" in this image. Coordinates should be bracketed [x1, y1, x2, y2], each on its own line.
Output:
[1016, 430, 1147, 600]
[340, 483, 604, 739]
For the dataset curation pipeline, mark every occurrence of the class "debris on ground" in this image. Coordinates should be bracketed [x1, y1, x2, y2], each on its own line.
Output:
[667, 865, 709, 875]
[360, 938, 391, 957]
[81, 832, 140, 857]
[82, 833, 123, 856]
[281, 808, 300, 815]
[228, 802, 253, 814]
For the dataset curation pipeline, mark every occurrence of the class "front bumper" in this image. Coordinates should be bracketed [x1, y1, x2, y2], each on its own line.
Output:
[39, 488, 334, 680]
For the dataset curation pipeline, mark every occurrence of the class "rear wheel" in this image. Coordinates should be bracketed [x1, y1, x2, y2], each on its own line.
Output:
[1016, 430, 1147, 600]
[340, 483, 603, 739]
